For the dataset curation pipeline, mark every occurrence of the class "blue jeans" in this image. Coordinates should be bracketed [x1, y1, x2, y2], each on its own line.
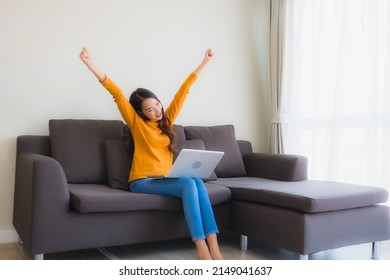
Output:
[130, 177, 219, 241]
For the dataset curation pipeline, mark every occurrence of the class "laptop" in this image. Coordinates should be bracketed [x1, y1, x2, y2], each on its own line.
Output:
[148, 149, 224, 179]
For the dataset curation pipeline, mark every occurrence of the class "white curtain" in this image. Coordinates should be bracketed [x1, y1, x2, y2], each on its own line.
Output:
[269, 0, 287, 154]
[283, 0, 390, 190]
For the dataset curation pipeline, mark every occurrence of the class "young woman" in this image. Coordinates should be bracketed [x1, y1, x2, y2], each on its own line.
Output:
[79, 47, 223, 260]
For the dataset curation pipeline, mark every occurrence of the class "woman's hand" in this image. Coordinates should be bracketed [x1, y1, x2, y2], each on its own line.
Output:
[79, 47, 92, 67]
[79, 47, 106, 82]
[193, 48, 214, 76]
[204, 48, 214, 63]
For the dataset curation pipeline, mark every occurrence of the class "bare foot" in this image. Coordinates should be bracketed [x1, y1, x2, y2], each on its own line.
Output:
[195, 239, 212, 260]
[196, 252, 213, 260]
[206, 234, 224, 260]
[210, 249, 224, 260]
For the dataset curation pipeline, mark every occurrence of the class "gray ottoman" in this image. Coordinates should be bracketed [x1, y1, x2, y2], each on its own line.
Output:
[211, 177, 390, 259]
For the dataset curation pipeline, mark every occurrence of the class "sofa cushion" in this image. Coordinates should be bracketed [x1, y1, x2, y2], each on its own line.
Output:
[69, 183, 231, 213]
[173, 124, 186, 153]
[105, 140, 133, 190]
[210, 177, 389, 213]
[184, 125, 246, 177]
[49, 119, 126, 183]
[172, 125, 186, 163]
[184, 139, 218, 181]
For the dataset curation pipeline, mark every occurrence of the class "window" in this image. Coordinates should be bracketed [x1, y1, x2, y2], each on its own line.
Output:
[283, 0, 390, 189]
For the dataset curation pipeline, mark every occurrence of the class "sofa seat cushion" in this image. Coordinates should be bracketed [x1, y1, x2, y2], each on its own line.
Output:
[209, 178, 389, 213]
[69, 183, 231, 214]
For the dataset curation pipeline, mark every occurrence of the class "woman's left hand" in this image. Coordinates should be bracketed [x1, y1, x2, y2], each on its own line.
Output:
[204, 48, 214, 63]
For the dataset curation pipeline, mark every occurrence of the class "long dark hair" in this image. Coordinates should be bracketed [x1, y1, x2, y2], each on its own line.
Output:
[129, 88, 176, 153]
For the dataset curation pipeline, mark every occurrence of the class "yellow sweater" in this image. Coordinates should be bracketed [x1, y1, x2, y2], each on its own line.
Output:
[100, 73, 198, 182]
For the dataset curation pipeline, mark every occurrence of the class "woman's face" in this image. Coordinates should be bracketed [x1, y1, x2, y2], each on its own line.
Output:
[142, 98, 163, 121]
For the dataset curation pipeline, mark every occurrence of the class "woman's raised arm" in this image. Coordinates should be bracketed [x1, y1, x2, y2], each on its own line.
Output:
[79, 47, 106, 82]
[193, 48, 214, 76]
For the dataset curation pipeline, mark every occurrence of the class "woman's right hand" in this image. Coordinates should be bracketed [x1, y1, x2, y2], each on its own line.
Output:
[204, 48, 214, 63]
[79, 47, 106, 82]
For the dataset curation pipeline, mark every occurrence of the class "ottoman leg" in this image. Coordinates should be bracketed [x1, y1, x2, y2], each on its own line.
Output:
[34, 254, 44, 260]
[241, 234, 248, 251]
[372, 242, 381, 260]
[299, 254, 309, 260]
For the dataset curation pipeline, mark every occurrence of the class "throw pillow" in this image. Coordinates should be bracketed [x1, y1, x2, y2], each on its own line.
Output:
[184, 125, 246, 177]
[105, 140, 133, 190]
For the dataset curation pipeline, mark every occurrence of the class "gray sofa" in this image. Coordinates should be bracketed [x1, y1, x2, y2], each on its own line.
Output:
[13, 119, 390, 260]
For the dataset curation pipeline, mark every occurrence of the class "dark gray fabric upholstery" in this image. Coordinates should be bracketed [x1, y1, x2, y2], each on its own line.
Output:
[13, 120, 390, 258]
[13, 152, 71, 254]
[69, 183, 231, 213]
[105, 141, 133, 190]
[231, 201, 390, 255]
[172, 124, 186, 162]
[210, 177, 389, 213]
[13, 133, 231, 255]
[237, 140, 253, 157]
[244, 152, 308, 181]
[184, 125, 246, 177]
[49, 119, 126, 184]
[16, 136, 51, 158]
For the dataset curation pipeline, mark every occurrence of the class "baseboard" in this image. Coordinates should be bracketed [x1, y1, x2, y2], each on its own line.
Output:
[0, 229, 19, 244]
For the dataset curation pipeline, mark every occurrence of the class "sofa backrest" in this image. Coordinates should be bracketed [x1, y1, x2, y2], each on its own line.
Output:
[49, 119, 127, 184]
[17, 120, 252, 186]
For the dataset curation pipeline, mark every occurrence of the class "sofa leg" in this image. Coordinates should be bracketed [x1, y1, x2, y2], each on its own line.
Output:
[34, 254, 44, 260]
[240, 235, 248, 251]
[299, 254, 309, 260]
[372, 242, 381, 260]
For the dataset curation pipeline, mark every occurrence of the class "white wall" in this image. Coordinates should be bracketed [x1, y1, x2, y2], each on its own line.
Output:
[0, 0, 270, 242]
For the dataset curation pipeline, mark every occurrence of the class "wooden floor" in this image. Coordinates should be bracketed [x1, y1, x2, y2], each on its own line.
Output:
[1, 232, 390, 260]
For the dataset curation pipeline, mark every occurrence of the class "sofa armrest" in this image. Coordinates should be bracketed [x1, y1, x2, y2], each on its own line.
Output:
[16, 135, 51, 157]
[13, 153, 70, 254]
[243, 153, 308, 181]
